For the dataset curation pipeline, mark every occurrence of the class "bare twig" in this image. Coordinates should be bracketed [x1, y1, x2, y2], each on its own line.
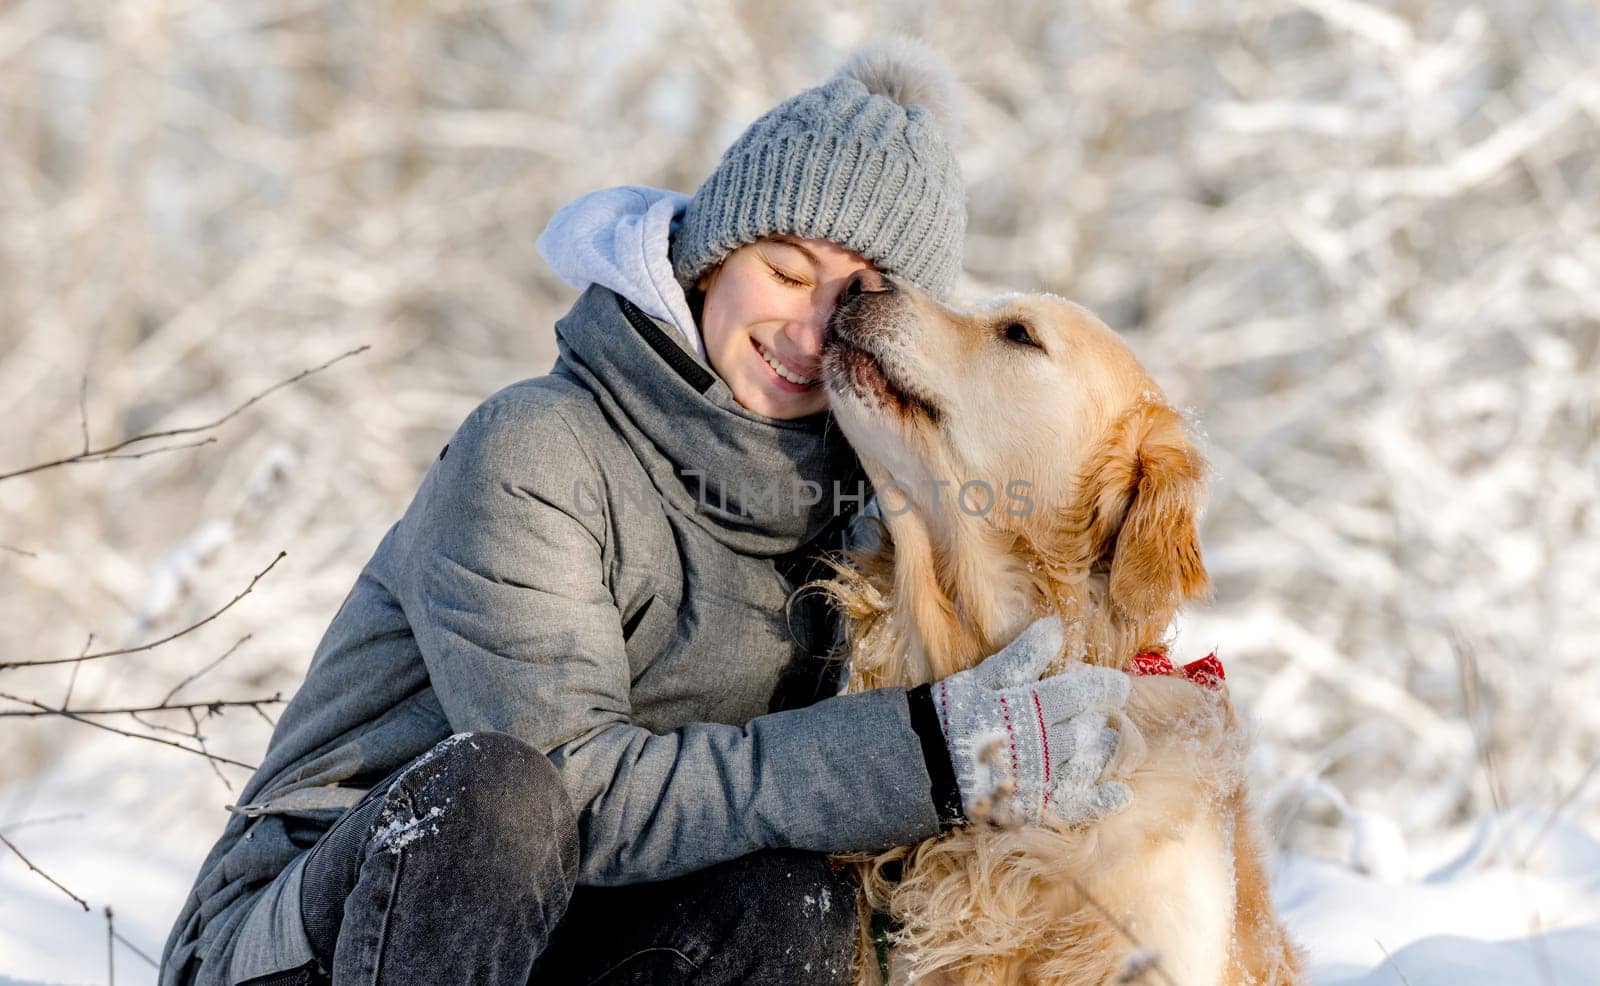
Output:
[0, 552, 284, 671]
[0, 345, 369, 482]
[1375, 938, 1414, 986]
[1520, 755, 1600, 865]
[188, 706, 234, 791]
[0, 691, 258, 769]
[129, 709, 205, 740]
[90, 436, 218, 463]
[0, 692, 283, 718]
[0, 827, 89, 911]
[62, 633, 93, 708]
[159, 634, 253, 706]
[1451, 627, 1509, 818]
[111, 924, 159, 969]
[78, 370, 90, 454]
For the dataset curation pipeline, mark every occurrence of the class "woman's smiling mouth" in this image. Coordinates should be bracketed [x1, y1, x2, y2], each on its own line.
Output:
[750, 337, 820, 392]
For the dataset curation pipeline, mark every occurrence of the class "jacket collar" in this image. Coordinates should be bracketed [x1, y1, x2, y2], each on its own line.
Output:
[553, 283, 865, 557]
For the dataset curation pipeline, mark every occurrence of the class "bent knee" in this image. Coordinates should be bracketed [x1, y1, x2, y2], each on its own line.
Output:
[384, 731, 577, 872]
[402, 732, 564, 801]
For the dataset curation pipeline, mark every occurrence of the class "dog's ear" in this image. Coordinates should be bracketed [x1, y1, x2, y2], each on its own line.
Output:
[1080, 401, 1210, 625]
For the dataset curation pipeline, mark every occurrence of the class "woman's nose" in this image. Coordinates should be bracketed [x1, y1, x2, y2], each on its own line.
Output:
[787, 306, 830, 363]
[788, 270, 888, 362]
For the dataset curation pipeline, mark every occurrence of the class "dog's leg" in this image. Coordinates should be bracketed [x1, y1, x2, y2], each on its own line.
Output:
[1081, 677, 1239, 986]
[1087, 809, 1235, 986]
[1222, 788, 1308, 985]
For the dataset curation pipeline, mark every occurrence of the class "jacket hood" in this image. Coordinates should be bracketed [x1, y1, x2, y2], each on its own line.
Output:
[552, 283, 865, 557]
[537, 185, 707, 362]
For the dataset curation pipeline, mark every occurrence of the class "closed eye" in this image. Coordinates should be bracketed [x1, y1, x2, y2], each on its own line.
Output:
[767, 264, 808, 288]
[1001, 320, 1044, 351]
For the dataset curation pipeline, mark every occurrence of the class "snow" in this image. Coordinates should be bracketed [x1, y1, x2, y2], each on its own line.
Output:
[1, 733, 220, 986]
[803, 885, 835, 916]
[4, 742, 1596, 986]
[371, 802, 448, 855]
[1278, 809, 1600, 985]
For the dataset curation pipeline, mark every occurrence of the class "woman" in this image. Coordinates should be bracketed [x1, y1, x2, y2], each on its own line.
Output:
[159, 37, 1134, 986]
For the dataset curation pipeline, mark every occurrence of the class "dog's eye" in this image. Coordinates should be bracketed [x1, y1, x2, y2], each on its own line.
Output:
[1001, 321, 1043, 350]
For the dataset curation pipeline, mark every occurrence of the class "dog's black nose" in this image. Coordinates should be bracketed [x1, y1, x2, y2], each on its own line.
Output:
[844, 268, 892, 300]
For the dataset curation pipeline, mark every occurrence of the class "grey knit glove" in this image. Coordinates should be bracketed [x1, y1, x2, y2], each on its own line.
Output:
[931, 615, 1133, 827]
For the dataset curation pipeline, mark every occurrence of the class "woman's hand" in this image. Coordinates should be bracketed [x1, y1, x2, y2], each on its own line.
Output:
[930, 615, 1132, 827]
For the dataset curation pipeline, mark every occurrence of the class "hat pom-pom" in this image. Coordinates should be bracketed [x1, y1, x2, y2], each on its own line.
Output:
[831, 35, 961, 145]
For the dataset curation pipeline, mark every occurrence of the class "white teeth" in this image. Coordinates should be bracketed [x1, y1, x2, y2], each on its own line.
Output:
[758, 342, 815, 385]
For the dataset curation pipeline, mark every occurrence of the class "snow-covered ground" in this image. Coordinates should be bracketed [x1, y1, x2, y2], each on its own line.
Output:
[3, 730, 1597, 985]
[1278, 809, 1600, 985]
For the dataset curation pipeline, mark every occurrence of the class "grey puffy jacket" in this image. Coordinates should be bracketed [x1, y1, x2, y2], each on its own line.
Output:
[157, 281, 944, 986]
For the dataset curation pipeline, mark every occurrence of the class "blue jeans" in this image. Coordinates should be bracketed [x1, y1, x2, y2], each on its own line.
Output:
[251, 731, 860, 985]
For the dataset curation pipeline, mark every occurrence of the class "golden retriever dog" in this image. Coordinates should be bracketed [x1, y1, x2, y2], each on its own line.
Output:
[815, 270, 1306, 986]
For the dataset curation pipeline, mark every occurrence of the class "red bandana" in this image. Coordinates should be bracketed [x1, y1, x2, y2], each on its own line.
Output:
[1130, 650, 1225, 690]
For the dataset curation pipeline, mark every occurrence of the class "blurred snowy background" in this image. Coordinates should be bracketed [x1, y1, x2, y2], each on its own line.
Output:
[1, 0, 1596, 983]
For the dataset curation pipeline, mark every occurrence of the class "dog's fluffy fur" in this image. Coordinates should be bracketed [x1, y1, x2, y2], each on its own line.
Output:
[815, 274, 1306, 985]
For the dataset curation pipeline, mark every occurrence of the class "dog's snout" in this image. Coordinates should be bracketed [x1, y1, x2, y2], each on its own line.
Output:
[845, 268, 892, 300]
[827, 269, 896, 346]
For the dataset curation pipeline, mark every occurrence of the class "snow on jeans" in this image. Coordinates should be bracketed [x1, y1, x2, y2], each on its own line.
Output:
[231, 730, 861, 985]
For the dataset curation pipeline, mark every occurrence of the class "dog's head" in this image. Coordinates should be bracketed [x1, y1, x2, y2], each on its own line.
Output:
[821, 270, 1209, 648]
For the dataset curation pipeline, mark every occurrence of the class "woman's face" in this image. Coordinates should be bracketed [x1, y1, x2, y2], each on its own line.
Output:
[695, 234, 876, 420]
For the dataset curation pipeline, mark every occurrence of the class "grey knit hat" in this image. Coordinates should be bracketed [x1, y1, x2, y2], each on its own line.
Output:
[670, 36, 966, 300]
